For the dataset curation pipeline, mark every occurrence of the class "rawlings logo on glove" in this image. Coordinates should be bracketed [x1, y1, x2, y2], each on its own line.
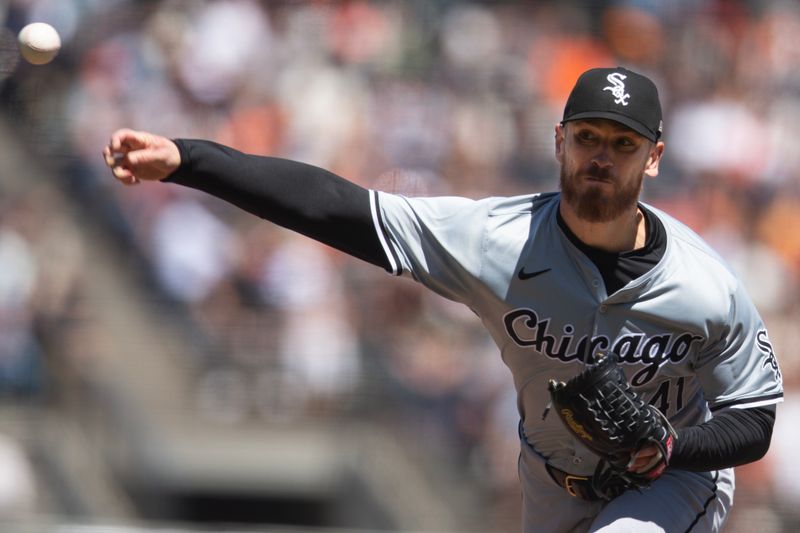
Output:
[546, 354, 677, 500]
[560, 409, 594, 441]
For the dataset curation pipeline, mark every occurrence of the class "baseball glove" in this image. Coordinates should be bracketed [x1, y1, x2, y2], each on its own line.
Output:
[546, 354, 677, 500]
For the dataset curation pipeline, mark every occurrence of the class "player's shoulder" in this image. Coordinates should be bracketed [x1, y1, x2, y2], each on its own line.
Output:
[484, 191, 559, 217]
[378, 190, 555, 216]
[648, 205, 755, 326]
[648, 203, 739, 285]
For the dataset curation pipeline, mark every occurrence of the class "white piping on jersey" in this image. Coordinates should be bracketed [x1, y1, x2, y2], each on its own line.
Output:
[717, 396, 784, 411]
[369, 190, 400, 275]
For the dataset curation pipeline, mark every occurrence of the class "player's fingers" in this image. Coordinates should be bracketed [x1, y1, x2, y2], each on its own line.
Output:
[111, 164, 134, 181]
[120, 148, 162, 171]
[109, 128, 151, 153]
[628, 447, 663, 473]
[105, 143, 141, 185]
[639, 451, 664, 473]
[116, 171, 140, 186]
[109, 129, 134, 152]
[627, 447, 649, 469]
[103, 145, 123, 168]
[106, 131, 178, 183]
[102, 145, 114, 167]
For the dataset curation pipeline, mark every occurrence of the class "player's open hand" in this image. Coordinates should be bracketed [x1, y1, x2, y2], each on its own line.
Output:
[103, 129, 181, 186]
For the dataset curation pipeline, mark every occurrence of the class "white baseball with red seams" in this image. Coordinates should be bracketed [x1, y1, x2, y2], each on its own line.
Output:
[18, 23, 61, 65]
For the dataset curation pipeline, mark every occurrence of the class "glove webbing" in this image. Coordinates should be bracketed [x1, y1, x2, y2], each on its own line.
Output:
[581, 378, 654, 445]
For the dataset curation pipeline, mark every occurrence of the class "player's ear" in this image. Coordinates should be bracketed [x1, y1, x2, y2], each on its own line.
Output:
[555, 123, 566, 164]
[644, 141, 665, 177]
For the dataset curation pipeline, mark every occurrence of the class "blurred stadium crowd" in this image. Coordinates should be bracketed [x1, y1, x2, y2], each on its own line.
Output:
[1, 0, 800, 531]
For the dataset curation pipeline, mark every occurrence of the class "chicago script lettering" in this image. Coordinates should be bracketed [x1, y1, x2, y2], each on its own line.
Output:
[503, 308, 704, 385]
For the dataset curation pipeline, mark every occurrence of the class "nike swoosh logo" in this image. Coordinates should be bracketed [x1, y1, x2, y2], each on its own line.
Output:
[517, 267, 552, 280]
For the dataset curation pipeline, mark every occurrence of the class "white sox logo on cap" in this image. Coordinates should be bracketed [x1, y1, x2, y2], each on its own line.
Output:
[603, 73, 630, 106]
[562, 67, 663, 141]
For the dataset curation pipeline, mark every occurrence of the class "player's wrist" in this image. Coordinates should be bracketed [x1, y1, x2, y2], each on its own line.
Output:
[163, 138, 190, 182]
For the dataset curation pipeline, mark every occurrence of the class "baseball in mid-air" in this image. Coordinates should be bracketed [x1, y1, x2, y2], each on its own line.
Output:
[18, 22, 61, 65]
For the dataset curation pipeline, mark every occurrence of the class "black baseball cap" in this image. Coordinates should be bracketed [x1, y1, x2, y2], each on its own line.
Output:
[561, 67, 663, 142]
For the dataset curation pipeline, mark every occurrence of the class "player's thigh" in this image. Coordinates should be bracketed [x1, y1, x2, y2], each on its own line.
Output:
[589, 468, 733, 533]
[518, 443, 603, 533]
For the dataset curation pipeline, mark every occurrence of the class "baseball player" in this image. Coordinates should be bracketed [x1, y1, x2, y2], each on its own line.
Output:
[103, 67, 783, 532]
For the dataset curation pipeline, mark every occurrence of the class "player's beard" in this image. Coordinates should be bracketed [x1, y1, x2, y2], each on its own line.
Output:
[559, 164, 644, 223]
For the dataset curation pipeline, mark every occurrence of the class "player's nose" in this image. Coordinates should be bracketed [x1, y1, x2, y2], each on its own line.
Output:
[591, 150, 613, 169]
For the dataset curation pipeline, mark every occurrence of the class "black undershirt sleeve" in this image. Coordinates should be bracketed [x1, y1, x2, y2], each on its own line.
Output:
[669, 405, 776, 471]
[165, 139, 391, 271]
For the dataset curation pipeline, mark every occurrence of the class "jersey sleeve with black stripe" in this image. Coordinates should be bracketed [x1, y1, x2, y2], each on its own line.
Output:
[369, 190, 497, 306]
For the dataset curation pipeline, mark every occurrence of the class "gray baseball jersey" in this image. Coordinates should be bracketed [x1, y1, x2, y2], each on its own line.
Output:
[370, 189, 783, 531]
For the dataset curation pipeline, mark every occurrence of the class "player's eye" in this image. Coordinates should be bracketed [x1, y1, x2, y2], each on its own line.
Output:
[615, 137, 637, 150]
[576, 130, 597, 143]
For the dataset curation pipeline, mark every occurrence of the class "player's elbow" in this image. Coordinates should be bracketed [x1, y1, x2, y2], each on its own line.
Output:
[739, 435, 772, 465]
[735, 413, 775, 466]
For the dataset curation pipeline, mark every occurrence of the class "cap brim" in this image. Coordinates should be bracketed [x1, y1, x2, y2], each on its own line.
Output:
[562, 111, 658, 142]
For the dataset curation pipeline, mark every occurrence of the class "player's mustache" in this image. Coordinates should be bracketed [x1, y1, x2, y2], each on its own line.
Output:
[585, 166, 612, 181]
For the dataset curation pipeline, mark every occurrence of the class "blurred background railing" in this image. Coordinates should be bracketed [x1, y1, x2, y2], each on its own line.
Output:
[0, 1, 798, 532]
